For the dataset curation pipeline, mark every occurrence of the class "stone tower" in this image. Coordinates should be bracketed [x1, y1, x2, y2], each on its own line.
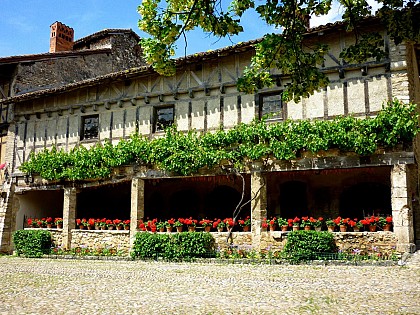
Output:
[49, 21, 74, 53]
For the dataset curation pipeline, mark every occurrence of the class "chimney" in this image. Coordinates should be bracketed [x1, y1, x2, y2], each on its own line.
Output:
[49, 21, 74, 53]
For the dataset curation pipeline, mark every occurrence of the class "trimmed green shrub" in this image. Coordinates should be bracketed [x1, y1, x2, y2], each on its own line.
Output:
[13, 230, 52, 258]
[282, 230, 338, 263]
[131, 232, 216, 261]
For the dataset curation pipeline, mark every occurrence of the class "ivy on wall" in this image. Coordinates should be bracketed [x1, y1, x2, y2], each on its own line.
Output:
[19, 99, 419, 180]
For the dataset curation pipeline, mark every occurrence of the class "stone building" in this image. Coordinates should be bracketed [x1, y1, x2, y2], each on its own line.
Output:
[0, 17, 419, 254]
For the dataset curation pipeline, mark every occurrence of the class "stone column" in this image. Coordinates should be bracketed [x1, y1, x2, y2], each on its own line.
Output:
[0, 184, 16, 253]
[250, 170, 267, 251]
[130, 178, 145, 247]
[391, 164, 416, 253]
[62, 187, 77, 250]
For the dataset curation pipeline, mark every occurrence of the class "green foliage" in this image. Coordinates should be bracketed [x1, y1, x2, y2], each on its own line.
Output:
[130, 231, 216, 261]
[19, 100, 419, 180]
[137, 0, 420, 102]
[282, 230, 338, 263]
[13, 230, 52, 258]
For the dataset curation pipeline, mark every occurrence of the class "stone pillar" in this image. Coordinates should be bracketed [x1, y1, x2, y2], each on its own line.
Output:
[391, 164, 416, 253]
[0, 184, 16, 253]
[62, 187, 77, 250]
[251, 170, 267, 251]
[130, 178, 145, 247]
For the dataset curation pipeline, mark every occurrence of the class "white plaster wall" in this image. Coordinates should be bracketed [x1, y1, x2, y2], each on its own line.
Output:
[224, 95, 238, 128]
[305, 90, 324, 119]
[327, 83, 345, 116]
[191, 100, 205, 130]
[347, 79, 366, 115]
[241, 94, 255, 124]
[368, 76, 389, 112]
[176, 101, 189, 131]
[207, 98, 220, 129]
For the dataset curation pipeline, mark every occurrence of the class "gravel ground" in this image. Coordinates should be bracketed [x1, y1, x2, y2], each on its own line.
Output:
[0, 253, 419, 315]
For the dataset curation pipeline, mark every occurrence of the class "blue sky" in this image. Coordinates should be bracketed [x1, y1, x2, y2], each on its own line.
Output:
[0, 0, 379, 58]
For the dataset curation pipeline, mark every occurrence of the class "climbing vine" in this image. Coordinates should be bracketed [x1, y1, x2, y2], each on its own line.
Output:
[19, 99, 419, 180]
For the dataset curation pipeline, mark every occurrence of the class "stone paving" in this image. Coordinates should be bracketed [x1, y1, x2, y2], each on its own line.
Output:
[0, 253, 419, 315]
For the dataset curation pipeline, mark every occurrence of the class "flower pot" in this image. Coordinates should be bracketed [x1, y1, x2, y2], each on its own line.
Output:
[383, 224, 391, 231]
[304, 225, 311, 231]
[124, 225, 130, 230]
[117, 225, 123, 230]
[369, 225, 377, 232]
[79, 225, 85, 230]
[95, 225, 101, 230]
[327, 226, 335, 232]
[293, 226, 299, 231]
[188, 226, 195, 232]
[339, 225, 347, 232]
[269, 225, 276, 232]
[204, 226, 212, 232]
[353, 227, 360, 232]
[57, 224, 63, 229]
[159, 227, 165, 232]
[101, 226, 107, 230]
[46, 224, 53, 229]
[217, 227, 224, 232]
[314, 226, 322, 231]
[176, 226, 183, 233]
[166, 227, 173, 233]
[281, 225, 288, 232]
[88, 225, 94, 230]
[261, 227, 267, 232]
[242, 225, 250, 232]
[108, 225, 114, 230]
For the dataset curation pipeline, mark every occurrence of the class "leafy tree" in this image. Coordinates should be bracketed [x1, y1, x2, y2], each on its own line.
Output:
[137, 0, 419, 102]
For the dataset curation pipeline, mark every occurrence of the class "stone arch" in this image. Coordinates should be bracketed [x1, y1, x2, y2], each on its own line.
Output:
[339, 182, 391, 219]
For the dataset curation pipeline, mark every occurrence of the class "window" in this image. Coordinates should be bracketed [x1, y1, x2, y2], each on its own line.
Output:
[154, 106, 174, 132]
[259, 93, 284, 120]
[81, 115, 99, 140]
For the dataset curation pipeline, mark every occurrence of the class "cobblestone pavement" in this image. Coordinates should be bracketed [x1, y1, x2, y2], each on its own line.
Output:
[0, 255, 419, 315]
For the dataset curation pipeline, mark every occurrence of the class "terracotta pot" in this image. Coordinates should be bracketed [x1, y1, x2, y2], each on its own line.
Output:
[327, 226, 335, 232]
[95, 225, 101, 230]
[269, 225, 276, 231]
[108, 225, 115, 230]
[281, 225, 289, 232]
[159, 227, 165, 232]
[304, 225, 311, 231]
[242, 225, 250, 232]
[188, 226, 195, 232]
[314, 226, 322, 231]
[101, 226, 107, 230]
[117, 225, 123, 230]
[124, 225, 130, 230]
[88, 225, 94, 230]
[369, 225, 377, 232]
[353, 227, 360, 232]
[166, 227, 173, 233]
[176, 226, 183, 233]
[79, 225, 85, 230]
[293, 226, 299, 231]
[261, 227, 267, 232]
[383, 224, 391, 231]
[57, 224, 63, 229]
[339, 225, 347, 232]
[217, 227, 224, 232]
[204, 226, 212, 232]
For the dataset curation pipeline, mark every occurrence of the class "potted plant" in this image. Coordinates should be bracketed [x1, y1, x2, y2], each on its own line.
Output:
[238, 216, 251, 232]
[213, 219, 225, 232]
[184, 217, 197, 232]
[155, 221, 166, 232]
[106, 219, 114, 230]
[365, 216, 379, 232]
[326, 219, 336, 232]
[300, 216, 311, 230]
[54, 218, 63, 229]
[292, 217, 300, 231]
[165, 218, 175, 232]
[199, 219, 213, 232]
[146, 219, 157, 232]
[123, 219, 130, 230]
[174, 218, 184, 232]
[261, 219, 268, 232]
[26, 218, 37, 228]
[338, 217, 350, 232]
[88, 218, 96, 230]
[99, 218, 107, 230]
[45, 217, 54, 228]
[277, 217, 288, 231]
[352, 219, 363, 232]
[313, 217, 323, 231]
[138, 220, 147, 231]
[113, 219, 123, 230]
[379, 215, 392, 231]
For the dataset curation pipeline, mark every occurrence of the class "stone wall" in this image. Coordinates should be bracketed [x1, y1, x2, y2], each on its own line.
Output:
[70, 230, 130, 254]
